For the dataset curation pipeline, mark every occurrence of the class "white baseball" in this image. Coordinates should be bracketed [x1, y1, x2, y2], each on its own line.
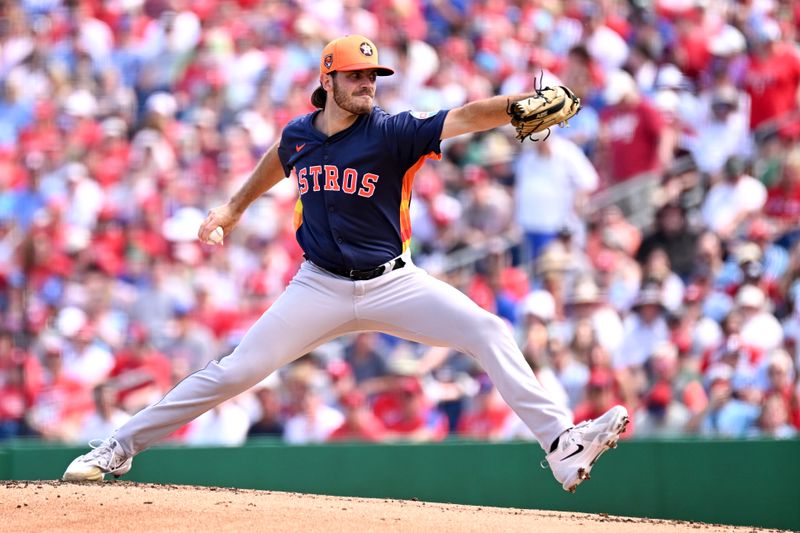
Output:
[208, 226, 224, 245]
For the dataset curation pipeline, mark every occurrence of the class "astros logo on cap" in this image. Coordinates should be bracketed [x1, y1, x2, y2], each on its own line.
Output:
[319, 35, 394, 76]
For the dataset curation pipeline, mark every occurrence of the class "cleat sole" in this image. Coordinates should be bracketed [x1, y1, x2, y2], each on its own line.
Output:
[62, 469, 104, 482]
[565, 414, 629, 493]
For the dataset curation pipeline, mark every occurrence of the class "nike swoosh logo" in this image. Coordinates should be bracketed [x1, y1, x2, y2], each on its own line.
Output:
[295, 143, 306, 152]
[560, 444, 584, 461]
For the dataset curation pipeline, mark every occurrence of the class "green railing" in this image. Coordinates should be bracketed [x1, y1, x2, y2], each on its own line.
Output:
[1, 438, 798, 531]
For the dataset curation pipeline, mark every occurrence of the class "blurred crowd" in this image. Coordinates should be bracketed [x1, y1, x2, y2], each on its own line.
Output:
[1, 0, 799, 447]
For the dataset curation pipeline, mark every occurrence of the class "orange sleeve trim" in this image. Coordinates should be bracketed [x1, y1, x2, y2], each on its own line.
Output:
[400, 151, 441, 247]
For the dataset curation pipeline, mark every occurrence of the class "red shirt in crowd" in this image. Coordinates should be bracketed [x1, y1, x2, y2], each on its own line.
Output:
[109, 348, 172, 405]
[89, 142, 130, 188]
[764, 184, 800, 223]
[745, 44, 800, 130]
[600, 99, 665, 183]
[372, 384, 448, 440]
[31, 373, 93, 432]
[327, 412, 387, 442]
[457, 404, 512, 439]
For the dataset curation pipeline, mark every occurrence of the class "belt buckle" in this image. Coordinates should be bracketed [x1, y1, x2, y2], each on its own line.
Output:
[349, 266, 383, 280]
[348, 268, 370, 280]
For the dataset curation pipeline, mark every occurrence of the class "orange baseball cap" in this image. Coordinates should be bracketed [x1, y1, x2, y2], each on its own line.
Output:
[320, 35, 394, 76]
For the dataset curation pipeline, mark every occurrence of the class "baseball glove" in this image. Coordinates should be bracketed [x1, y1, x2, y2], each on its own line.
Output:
[507, 84, 581, 142]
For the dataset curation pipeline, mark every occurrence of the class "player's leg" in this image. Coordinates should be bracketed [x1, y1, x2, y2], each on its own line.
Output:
[356, 264, 572, 447]
[63, 262, 359, 480]
[356, 264, 627, 492]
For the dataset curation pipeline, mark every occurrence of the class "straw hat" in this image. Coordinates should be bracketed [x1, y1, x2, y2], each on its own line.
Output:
[568, 278, 603, 306]
[631, 285, 665, 311]
[536, 246, 571, 276]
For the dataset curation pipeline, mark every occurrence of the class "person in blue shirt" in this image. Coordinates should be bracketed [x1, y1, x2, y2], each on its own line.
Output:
[64, 35, 629, 493]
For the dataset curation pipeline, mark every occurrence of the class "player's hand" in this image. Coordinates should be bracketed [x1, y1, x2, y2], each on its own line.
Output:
[198, 203, 241, 245]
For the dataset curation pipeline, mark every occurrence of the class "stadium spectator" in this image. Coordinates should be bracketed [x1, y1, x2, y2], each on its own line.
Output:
[748, 392, 797, 439]
[741, 219, 789, 294]
[573, 367, 634, 438]
[163, 304, 219, 374]
[548, 337, 589, 410]
[76, 383, 130, 443]
[58, 312, 114, 389]
[765, 350, 800, 430]
[283, 384, 344, 445]
[735, 285, 783, 353]
[343, 332, 390, 386]
[634, 380, 691, 438]
[185, 398, 252, 447]
[640, 247, 685, 314]
[648, 341, 707, 416]
[457, 377, 514, 440]
[519, 290, 555, 349]
[459, 164, 514, 246]
[617, 285, 669, 369]
[743, 18, 800, 132]
[328, 390, 387, 443]
[372, 376, 447, 442]
[559, 45, 602, 155]
[686, 84, 751, 178]
[247, 378, 285, 439]
[565, 276, 624, 361]
[597, 69, 671, 185]
[26, 334, 92, 442]
[697, 364, 760, 438]
[764, 148, 800, 239]
[701, 156, 767, 240]
[513, 133, 598, 261]
[0, 360, 28, 439]
[636, 202, 698, 281]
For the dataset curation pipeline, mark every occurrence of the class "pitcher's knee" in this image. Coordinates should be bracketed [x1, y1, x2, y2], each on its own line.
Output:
[463, 312, 512, 346]
[480, 312, 509, 335]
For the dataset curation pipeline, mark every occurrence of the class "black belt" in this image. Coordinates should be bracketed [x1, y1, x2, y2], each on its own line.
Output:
[320, 257, 407, 281]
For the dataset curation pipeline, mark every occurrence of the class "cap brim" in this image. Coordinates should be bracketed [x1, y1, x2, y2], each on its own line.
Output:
[335, 63, 394, 76]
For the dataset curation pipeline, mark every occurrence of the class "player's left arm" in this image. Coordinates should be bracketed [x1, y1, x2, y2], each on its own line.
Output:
[440, 92, 535, 140]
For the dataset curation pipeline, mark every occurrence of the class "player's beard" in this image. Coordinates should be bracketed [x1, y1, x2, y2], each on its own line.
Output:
[332, 77, 373, 115]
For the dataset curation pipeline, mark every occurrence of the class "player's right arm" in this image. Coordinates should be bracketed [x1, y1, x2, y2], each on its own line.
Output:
[198, 139, 285, 244]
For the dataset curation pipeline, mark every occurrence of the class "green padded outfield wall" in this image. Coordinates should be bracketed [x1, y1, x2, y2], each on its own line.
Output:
[1, 439, 798, 531]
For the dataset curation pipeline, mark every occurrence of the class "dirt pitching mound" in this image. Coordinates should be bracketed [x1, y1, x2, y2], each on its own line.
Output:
[1, 481, 784, 533]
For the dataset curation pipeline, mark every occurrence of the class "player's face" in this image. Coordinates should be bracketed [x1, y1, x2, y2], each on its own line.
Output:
[332, 69, 378, 115]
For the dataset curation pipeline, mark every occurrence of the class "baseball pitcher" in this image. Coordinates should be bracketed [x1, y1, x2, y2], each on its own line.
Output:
[63, 35, 626, 493]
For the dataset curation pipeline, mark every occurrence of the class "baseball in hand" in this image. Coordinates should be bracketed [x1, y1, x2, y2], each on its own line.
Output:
[208, 226, 224, 245]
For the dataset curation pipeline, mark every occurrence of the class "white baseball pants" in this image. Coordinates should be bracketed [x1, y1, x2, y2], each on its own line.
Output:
[114, 258, 573, 455]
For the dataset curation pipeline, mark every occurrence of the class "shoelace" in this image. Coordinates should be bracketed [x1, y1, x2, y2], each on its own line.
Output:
[85, 439, 128, 474]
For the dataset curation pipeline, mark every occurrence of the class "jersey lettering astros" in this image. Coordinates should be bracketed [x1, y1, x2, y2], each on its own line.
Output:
[278, 106, 448, 272]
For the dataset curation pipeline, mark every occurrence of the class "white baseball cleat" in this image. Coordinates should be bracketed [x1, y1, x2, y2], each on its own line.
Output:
[62, 437, 133, 482]
[545, 405, 629, 493]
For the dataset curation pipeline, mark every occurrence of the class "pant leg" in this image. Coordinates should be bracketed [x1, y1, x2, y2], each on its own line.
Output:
[525, 231, 557, 263]
[115, 262, 358, 456]
[355, 264, 573, 450]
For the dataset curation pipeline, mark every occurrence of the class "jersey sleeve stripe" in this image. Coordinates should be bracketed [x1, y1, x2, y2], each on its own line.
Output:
[400, 151, 442, 251]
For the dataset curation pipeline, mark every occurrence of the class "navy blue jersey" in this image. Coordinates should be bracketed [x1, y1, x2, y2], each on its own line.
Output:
[277, 107, 449, 271]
